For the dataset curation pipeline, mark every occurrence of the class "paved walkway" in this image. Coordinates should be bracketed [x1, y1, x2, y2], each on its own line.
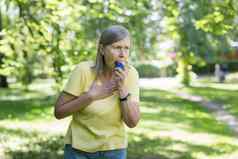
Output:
[139, 78, 238, 135]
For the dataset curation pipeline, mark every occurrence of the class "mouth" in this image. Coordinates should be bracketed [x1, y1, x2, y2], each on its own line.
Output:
[114, 60, 125, 65]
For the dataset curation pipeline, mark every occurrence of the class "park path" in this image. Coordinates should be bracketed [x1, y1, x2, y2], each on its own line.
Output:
[139, 77, 238, 135]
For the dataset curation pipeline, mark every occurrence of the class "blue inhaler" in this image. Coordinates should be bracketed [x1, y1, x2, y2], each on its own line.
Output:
[114, 61, 125, 70]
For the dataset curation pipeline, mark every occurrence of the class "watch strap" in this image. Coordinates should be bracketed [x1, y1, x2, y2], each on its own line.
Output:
[119, 93, 131, 101]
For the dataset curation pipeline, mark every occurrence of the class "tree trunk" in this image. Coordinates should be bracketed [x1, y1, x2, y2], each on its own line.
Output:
[177, 58, 191, 86]
[0, 8, 9, 88]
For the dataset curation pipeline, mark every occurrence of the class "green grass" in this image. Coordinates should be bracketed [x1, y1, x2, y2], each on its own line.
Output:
[1, 87, 238, 159]
[127, 89, 238, 159]
[179, 74, 238, 118]
[0, 95, 54, 121]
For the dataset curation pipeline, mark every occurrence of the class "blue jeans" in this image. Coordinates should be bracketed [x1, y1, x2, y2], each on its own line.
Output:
[64, 144, 127, 159]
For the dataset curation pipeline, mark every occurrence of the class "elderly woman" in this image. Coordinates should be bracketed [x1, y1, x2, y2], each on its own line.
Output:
[54, 25, 140, 159]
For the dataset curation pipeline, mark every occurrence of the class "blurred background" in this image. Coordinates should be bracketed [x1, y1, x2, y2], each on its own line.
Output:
[0, 0, 238, 159]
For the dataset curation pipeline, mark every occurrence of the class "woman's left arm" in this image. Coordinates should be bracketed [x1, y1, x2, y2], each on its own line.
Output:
[114, 68, 140, 128]
[118, 86, 140, 128]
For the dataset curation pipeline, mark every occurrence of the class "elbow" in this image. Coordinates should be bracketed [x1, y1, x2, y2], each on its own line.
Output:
[54, 111, 63, 120]
[126, 117, 140, 128]
[127, 123, 137, 128]
[55, 113, 63, 120]
[54, 107, 65, 120]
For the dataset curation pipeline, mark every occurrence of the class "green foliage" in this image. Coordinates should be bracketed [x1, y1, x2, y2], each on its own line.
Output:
[135, 64, 160, 78]
[0, 0, 163, 87]
[195, 0, 236, 35]
[160, 0, 237, 85]
[0, 0, 237, 87]
[135, 63, 177, 78]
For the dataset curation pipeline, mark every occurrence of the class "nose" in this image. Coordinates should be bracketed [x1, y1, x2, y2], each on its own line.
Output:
[118, 48, 127, 56]
[118, 50, 126, 58]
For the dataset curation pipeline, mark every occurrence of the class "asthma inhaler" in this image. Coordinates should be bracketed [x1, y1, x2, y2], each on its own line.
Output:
[114, 61, 125, 70]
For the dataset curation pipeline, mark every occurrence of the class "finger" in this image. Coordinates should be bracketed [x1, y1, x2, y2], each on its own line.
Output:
[113, 77, 121, 83]
[115, 66, 128, 75]
[114, 67, 124, 74]
[110, 79, 117, 85]
[110, 79, 120, 86]
[105, 81, 116, 88]
[106, 87, 116, 95]
[106, 83, 118, 91]
[115, 71, 124, 80]
[111, 81, 118, 87]
[112, 86, 118, 91]
[108, 87, 117, 94]
[107, 80, 117, 87]
[116, 68, 128, 77]
[108, 92, 114, 96]
[114, 67, 123, 72]
[108, 83, 118, 90]
[115, 68, 126, 76]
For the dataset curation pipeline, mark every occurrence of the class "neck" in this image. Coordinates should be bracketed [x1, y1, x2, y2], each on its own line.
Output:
[101, 65, 113, 79]
[104, 69, 113, 77]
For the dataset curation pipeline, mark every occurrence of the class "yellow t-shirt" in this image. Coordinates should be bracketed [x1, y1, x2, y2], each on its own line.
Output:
[63, 61, 139, 152]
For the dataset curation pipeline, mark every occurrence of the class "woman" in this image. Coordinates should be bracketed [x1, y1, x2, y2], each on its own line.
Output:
[54, 25, 140, 159]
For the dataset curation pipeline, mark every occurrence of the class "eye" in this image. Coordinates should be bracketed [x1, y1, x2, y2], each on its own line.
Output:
[111, 46, 119, 50]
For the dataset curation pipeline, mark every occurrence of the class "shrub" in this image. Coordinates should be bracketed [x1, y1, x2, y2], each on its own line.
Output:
[135, 64, 160, 78]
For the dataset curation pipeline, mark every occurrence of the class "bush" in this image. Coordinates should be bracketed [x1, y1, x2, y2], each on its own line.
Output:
[135, 62, 177, 78]
[135, 64, 160, 78]
[192, 61, 238, 75]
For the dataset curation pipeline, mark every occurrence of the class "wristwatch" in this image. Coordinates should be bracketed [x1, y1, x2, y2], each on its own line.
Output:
[119, 93, 131, 102]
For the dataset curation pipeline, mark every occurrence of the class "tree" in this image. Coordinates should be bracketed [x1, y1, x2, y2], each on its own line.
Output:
[1, 0, 236, 88]
[160, 0, 236, 86]
[0, 6, 9, 88]
[0, 0, 162, 88]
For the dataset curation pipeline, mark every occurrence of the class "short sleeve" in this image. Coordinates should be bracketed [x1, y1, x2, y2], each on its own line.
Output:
[126, 67, 140, 102]
[63, 65, 85, 96]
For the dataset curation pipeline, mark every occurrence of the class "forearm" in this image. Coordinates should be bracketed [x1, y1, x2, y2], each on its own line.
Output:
[55, 92, 93, 119]
[119, 87, 140, 128]
[120, 100, 140, 128]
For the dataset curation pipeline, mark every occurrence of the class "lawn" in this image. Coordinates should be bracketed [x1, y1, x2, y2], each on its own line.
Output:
[0, 81, 238, 159]
[179, 72, 238, 118]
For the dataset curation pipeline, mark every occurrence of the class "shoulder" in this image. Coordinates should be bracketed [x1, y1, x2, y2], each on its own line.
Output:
[128, 65, 139, 75]
[75, 61, 95, 69]
[74, 61, 95, 72]
[128, 64, 139, 79]
[69, 61, 95, 79]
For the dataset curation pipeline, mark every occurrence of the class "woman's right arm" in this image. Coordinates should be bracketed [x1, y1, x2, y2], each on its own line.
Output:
[54, 80, 117, 119]
[54, 91, 93, 119]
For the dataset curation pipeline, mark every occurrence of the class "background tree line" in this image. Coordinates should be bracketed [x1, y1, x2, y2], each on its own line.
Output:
[0, 0, 237, 89]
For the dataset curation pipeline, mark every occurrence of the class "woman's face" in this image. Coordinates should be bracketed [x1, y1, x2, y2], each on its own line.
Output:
[103, 36, 130, 70]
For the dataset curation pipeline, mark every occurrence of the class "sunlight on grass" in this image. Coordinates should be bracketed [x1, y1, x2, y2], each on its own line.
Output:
[193, 82, 238, 90]
[0, 118, 70, 135]
[181, 85, 238, 117]
[0, 127, 65, 159]
[127, 89, 238, 159]
[1, 84, 238, 159]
